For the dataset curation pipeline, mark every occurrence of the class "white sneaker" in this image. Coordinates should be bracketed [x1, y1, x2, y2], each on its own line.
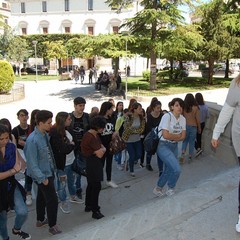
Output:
[70, 195, 84, 204]
[166, 188, 175, 196]
[59, 201, 71, 214]
[106, 181, 118, 188]
[117, 164, 124, 171]
[236, 216, 240, 232]
[153, 187, 165, 197]
[26, 195, 32, 206]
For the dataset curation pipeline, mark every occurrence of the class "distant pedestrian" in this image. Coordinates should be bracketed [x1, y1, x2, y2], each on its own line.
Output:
[89, 68, 94, 84]
[211, 74, 240, 233]
[79, 66, 85, 84]
[73, 67, 80, 84]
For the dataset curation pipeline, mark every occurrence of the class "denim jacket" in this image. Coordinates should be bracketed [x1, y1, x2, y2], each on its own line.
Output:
[24, 127, 55, 184]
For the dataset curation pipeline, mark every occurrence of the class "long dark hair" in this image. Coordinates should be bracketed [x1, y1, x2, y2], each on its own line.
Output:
[28, 109, 40, 136]
[55, 112, 69, 142]
[0, 118, 13, 141]
[99, 101, 113, 117]
[0, 124, 9, 163]
[195, 93, 205, 105]
[184, 93, 197, 113]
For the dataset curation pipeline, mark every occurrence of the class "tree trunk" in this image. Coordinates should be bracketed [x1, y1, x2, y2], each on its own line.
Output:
[225, 59, 229, 78]
[149, 0, 157, 90]
[179, 60, 183, 70]
[112, 57, 119, 76]
[208, 59, 214, 85]
[147, 58, 149, 69]
[150, 51, 156, 90]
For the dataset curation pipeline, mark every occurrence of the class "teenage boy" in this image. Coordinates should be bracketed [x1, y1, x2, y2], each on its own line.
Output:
[24, 110, 62, 235]
[12, 109, 33, 206]
[68, 97, 90, 201]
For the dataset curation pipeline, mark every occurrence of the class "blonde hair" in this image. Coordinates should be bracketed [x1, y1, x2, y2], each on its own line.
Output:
[236, 74, 240, 86]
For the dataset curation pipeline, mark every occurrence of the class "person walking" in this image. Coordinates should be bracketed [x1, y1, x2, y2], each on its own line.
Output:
[211, 74, 240, 233]
[153, 98, 186, 197]
[122, 102, 145, 177]
[195, 92, 209, 156]
[180, 93, 201, 163]
[0, 124, 31, 240]
[81, 116, 107, 219]
[145, 100, 164, 173]
[24, 110, 62, 235]
[99, 101, 118, 188]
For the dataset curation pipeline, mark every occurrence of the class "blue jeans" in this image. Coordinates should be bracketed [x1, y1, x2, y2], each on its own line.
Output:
[156, 141, 181, 189]
[57, 165, 77, 202]
[0, 186, 28, 240]
[126, 141, 142, 173]
[114, 152, 122, 165]
[182, 125, 197, 156]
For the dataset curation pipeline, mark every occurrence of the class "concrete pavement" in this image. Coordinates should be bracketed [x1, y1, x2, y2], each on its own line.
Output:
[1, 78, 240, 240]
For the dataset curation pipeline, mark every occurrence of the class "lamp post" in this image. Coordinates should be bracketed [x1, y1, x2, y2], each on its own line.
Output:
[121, 31, 129, 100]
[66, 50, 69, 72]
[32, 40, 38, 83]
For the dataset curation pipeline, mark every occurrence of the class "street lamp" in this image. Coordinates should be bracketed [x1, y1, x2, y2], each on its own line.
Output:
[66, 50, 69, 72]
[121, 31, 129, 100]
[32, 40, 38, 83]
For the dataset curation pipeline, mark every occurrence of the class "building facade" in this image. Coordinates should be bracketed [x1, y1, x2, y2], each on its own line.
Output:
[8, 0, 147, 75]
[0, 0, 11, 33]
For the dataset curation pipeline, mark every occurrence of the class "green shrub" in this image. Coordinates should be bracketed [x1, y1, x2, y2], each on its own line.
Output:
[142, 70, 150, 81]
[0, 60, 15, 93]
[198, 64, 206, 70]
[156, 70, 169, 80]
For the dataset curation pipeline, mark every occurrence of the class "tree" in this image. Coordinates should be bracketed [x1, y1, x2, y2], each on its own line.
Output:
[197, 0, 227, 84]
[43, 40, 68, 69]
[0, 28, 14, 59]
[7, 36, 29, 77]
[106, 0, 186, 90]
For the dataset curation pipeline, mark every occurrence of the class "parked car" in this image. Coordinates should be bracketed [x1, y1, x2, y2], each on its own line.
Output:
[21, 65, 46, 74]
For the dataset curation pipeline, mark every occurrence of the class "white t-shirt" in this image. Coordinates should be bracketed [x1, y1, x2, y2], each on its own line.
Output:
[65, 130, 75, 166]
[158, 112, 186, 142]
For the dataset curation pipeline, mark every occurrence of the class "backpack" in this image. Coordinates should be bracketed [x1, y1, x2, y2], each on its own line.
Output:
[143, 127, 161, 155]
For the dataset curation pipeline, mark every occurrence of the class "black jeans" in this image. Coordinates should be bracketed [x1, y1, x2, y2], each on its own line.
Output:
[101, 150, 113, 181]
[36, 176, 58, 228]
[85, 181, 101, 213]
[195, 122, 205, 150]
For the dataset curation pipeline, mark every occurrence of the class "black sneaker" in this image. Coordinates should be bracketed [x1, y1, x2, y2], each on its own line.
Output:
[76, 189, 83, 200]
[92, 211, 104, 220]
[139, 163, 144, 168]
[12, 229, 31, 240]
[146, 164, 153, 171]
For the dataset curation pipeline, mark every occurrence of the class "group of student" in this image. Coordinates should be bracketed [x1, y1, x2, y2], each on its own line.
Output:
[0, 91, 210, 240]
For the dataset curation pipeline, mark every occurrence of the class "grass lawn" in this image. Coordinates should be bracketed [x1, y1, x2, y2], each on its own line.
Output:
[123, 76, 232, 96]
[14, 74, 59, 81]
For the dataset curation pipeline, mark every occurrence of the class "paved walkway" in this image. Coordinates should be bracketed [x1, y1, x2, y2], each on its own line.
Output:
[2, 78, 240, 240]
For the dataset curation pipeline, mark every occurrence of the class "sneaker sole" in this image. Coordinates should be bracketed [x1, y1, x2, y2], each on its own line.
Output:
[153, 189, 165, 197]
[59, 206, 71, 214]
[69, 199, 84, 204]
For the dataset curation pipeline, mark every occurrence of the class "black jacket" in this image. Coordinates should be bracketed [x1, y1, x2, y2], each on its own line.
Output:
[49, 127, 75, 171]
